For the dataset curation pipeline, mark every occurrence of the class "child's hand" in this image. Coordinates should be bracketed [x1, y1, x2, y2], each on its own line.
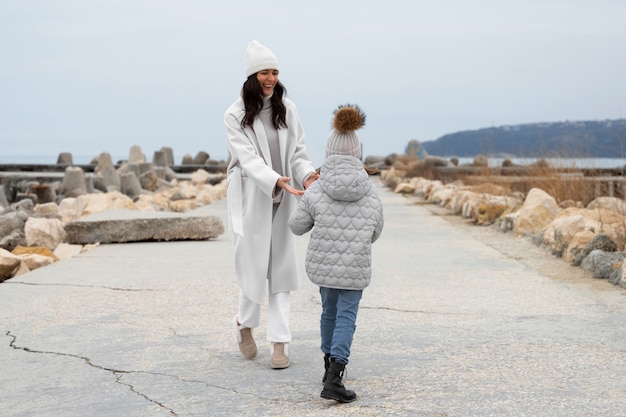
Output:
[304, 172, 319, 189]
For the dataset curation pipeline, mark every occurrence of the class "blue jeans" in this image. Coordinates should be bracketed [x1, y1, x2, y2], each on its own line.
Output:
[319, 287, 363, 365]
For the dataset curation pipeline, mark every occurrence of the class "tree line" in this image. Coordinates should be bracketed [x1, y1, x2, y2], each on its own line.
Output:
[420, 119, 626, 158]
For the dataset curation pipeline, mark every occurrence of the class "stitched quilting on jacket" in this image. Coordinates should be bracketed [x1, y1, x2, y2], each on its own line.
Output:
[288, 154, 384, 290]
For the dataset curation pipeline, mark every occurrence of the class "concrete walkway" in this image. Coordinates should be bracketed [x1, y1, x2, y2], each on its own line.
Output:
[1, 179, 626, 417]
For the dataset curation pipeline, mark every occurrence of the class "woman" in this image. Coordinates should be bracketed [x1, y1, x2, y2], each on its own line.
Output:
[224, 40, 318, 369]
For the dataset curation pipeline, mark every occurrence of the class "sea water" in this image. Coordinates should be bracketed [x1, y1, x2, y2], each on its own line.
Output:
[451, 157, 626, 169]
[0, 154, 130, 165]
[1, 154, 626, 169]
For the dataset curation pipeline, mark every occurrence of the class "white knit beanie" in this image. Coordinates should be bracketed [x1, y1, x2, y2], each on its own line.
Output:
[325, 104, 366, 159]
[245, 40, 280, 77]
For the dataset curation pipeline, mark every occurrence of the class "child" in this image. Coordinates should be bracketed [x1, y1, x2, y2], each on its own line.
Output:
[288, 104, 384, 403]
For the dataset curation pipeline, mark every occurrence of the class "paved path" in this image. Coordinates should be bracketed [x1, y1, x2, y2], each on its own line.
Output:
[1, 179, 626, 417]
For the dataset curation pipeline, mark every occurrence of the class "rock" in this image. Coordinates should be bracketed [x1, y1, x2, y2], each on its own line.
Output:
[380, 166, 404, 189]
[57, 191, 139, 223]
[53, 243, 84, 260]
[0, 229, 27, 252]
[476, 204, 509, 225]
[131, 195, 159, 211]
[571, 234, 618, 266]
[190, 169, 210, 185]
[0, 248, 21, 282]
[543, 206, 626, 256]
[195, 181, 226, 205]
[64, 209, 225, 244]
[364, 155, 385, 166]
[460, 192, 521, 223]
[500, 211, 517, 232]
[511, 188, 560, 238]
[25, 217, 67, 250]
[0, 211, 29, 251]
[12, 245, 58, 261]
[428, 185, 456, 207]
[587, 196, 626, 215]
[19, 253, 55, 271]
[563, 230, 595, 263]
[150, 193, 173, 211]
[608, 263, 626, 288]
[542, 210, 587, 257]
[580, 249, 625, 279]
[472, 154, 489, 167]
[11, 198, 35, 214]
[394, 182, 416, 194]
[169, 200, 198, 212]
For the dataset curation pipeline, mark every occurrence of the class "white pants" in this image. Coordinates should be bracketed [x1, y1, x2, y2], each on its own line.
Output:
[237, 289, 292, 343]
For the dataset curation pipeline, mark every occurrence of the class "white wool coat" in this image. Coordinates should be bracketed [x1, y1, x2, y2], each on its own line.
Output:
[224, 97, 315, 305]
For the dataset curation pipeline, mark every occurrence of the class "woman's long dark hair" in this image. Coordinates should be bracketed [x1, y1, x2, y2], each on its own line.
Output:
[240, 74, 288, 130]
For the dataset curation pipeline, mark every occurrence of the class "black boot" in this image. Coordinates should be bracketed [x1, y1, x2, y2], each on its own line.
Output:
[322, 353, 330, 383]
[320, 360, 357, 403]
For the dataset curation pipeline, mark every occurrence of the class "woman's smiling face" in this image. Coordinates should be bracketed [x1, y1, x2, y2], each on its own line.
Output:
[256, 69, 279, 96]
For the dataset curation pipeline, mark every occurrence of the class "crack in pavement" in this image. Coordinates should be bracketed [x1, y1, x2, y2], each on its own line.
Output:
[3, 282, 163, 292]
[4, 330, 342, 412]
[5, 331, 178, 416]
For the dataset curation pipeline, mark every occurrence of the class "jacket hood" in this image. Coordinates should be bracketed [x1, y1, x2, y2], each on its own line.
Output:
[319, 154, 371, 202]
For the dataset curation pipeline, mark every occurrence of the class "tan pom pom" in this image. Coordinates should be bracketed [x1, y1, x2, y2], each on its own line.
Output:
[332, 104, 366, 133]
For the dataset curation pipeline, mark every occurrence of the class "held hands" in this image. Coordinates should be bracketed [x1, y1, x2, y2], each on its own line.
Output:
[304, 172, 320, 189]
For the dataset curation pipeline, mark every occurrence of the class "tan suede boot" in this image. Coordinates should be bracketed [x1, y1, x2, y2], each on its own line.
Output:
[234, 316, 257, 359]
[270, 342, 290, 369]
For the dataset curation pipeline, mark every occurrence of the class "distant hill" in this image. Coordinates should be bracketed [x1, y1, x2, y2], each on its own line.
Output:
[420, 119, 626, 158]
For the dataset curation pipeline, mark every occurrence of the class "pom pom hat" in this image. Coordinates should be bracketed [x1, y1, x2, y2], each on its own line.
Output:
[246, 40, 280, 77]
[325, 104, 366, 159]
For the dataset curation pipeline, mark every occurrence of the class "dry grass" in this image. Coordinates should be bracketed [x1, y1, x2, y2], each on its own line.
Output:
[446, 156, 620, 207]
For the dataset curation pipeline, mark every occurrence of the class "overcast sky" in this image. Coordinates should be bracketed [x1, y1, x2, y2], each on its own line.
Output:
[2, 0, 626, 165]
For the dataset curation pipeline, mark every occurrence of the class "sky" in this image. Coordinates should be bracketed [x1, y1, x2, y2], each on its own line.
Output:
[1, 0, 626, 165]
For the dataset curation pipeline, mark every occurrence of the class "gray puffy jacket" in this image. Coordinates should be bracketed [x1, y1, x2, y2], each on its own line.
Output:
[288, 154, 384, 290]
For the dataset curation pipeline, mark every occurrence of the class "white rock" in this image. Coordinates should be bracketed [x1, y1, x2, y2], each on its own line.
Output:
[53, 243, 84, 260]
[25, 217, 67, 250]
[394, 182, 416, 194]
[0, 248, 21, 282]
[190, 169, 211, 185]
[19, 253, 55, 271]
[513, 188, 560, 237]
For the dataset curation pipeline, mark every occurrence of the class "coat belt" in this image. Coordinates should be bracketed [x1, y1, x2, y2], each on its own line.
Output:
[229, 166, 244, 237]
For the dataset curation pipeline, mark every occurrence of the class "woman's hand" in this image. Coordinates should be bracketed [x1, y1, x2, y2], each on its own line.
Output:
[276, 176, 304, 196]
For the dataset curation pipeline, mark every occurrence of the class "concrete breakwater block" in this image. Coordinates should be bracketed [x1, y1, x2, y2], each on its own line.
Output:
[64, 209, 224, 244]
